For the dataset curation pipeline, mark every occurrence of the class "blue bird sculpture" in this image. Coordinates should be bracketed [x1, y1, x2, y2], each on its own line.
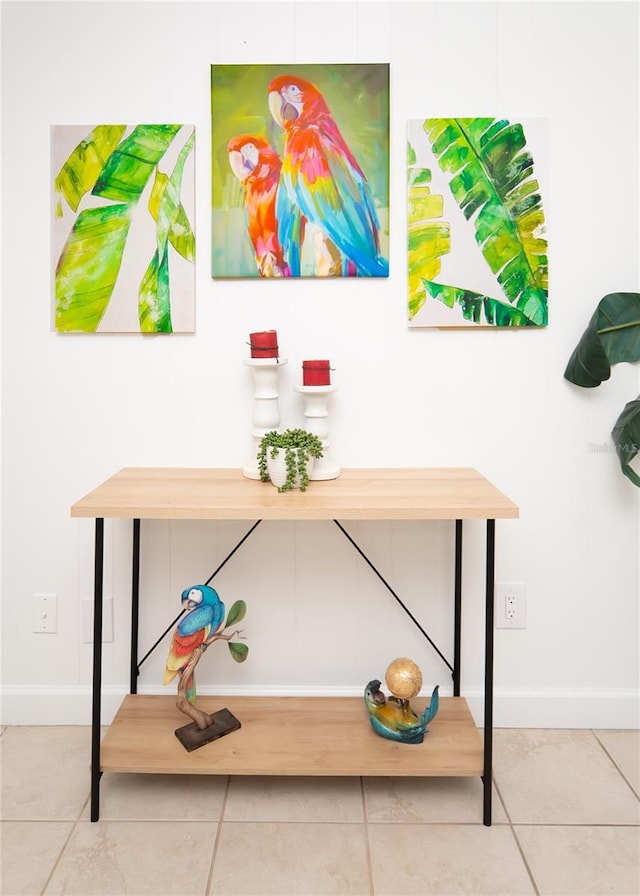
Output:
[164, 585, 225, 704]
[364, 679, 439, 744]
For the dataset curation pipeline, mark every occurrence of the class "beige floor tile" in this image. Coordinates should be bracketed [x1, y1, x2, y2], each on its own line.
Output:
[516, 825, 640, 896]
[1, 821, 72, 896]
[493, 729, 640, 824]
[364, 776, 507, 824]
[44, 820, 216, 895]
[0, 727, 91, 820]
[81, 772, 228, 820]
[368, 823, 535, 895]
[224, 776, 363, 822]
[209, 822, 370, 895]
[594, 729, 640, 796]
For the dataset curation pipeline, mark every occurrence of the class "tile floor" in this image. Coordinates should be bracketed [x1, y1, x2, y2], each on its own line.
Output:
[1, 724, 638, 895]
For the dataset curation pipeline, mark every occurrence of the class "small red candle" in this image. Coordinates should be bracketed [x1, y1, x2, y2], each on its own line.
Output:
[302, 360, 331, 386]
[250, 330, 279, 358]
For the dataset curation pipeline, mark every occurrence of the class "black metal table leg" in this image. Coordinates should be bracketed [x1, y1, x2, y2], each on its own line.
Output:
[453, 520, 463, 697]
[90, 518, 105, 823]
[483, 518, 496, 826]
[130, 519, 140, 694]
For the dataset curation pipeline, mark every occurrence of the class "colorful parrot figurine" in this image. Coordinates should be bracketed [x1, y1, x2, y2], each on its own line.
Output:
[364, 680, 439, 744]
[163, 585, 225, 703]
[267, 75, 389, 278]
[227, 135, 290, 277]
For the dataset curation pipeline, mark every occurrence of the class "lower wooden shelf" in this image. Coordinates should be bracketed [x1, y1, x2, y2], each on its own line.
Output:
[101, 694, 483, 777]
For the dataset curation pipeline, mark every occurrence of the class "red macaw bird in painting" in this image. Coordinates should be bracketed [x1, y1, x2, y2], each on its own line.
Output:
[268, 75, 389, 278]
[227, 135, 290, 277]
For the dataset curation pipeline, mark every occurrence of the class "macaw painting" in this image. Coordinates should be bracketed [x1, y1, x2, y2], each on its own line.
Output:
[407, 117, 549, 328]
[211, 64, 390, 279]
[53, 124, 195, 333]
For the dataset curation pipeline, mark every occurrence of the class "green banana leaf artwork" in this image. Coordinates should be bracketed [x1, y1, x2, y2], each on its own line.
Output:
[407, 118, 548, 328]
[53, 124, 195, 333]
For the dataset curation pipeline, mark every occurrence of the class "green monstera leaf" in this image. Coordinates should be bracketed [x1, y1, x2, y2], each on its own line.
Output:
[565, 292, 640, 488]
[564, 293, 640, 387]
[421, 118, 548, 326]
[612, 398, 640, 487]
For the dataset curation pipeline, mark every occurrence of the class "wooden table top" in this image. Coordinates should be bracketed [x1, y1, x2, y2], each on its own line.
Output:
[71, 467, 519, 521]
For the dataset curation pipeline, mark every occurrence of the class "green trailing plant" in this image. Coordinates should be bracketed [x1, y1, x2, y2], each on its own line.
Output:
[257, 429, 324, 492]
[564, 292, 640, 486]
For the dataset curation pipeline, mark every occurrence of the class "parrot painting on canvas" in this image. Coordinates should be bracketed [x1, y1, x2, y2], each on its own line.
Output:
[163, 585, 225, 703]
[227, 135, 290, 277]
[268, 74, 389, 278]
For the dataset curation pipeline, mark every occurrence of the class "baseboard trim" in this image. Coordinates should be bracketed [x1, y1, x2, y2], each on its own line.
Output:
[1, 684, 638, 728]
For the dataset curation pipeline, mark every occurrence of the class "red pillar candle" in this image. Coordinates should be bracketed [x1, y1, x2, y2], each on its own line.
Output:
[302, 360, 331, 386]
[250, 330, 279, 358]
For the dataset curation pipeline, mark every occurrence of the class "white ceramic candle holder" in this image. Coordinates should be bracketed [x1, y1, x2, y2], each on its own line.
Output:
[294, 384, 340, 480]
[243, 357, 288, 479]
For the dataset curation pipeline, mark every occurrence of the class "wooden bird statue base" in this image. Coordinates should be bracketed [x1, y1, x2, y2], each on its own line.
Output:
[175, 707, 241, 752]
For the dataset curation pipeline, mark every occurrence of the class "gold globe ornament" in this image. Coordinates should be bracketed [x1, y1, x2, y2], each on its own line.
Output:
[385, 657, 423, 700]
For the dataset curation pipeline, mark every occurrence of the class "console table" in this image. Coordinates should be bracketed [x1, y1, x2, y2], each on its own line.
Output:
[71, 467, 518, 824]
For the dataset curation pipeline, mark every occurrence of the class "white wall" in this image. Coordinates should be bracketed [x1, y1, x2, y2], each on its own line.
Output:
[1, 0, 638, 728]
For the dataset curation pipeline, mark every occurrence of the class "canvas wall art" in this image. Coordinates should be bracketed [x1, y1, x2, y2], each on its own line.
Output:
[211, 63, 390, 279]
[407, 117, 548, 328]
[53, 124, 195, 333]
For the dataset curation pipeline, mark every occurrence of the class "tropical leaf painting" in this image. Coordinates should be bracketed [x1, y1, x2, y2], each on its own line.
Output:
[53, 124, 195, 333]
[407, 118, 548, 328]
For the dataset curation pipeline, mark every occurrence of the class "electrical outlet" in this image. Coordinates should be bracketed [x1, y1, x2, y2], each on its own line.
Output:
[82, 597, 114, 643]
[495, 583, 526, 629]
[33, 593, 58, 633]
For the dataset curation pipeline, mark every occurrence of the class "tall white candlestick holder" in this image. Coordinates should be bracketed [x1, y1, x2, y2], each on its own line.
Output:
[294, 384, 340, 480]
[243, 357, 288, 479]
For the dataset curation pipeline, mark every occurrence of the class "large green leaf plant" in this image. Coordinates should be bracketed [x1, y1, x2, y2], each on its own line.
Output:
[54, 124, 195, 333]
[564, 292, 640, 486]
[408, 118, 548, 326]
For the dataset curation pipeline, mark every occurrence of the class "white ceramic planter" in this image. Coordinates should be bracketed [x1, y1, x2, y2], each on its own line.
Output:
[266, 448, 314, 490]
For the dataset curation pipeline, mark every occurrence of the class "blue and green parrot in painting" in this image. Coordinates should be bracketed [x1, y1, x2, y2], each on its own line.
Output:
[268, 74, 388, 278]
[364, 680, 439, 744]
[163, 585, 225, 703]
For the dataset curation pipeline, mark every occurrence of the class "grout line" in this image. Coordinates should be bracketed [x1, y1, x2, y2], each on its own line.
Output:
[512, 822, 640, 829]
[492, 777, 541, 896]
[592, 729, 640, 801]
[509, 824, 542, 896]
[205, 775, 230, 895]
[37, 792, 88, 895]
[360, 777, 375, 896]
